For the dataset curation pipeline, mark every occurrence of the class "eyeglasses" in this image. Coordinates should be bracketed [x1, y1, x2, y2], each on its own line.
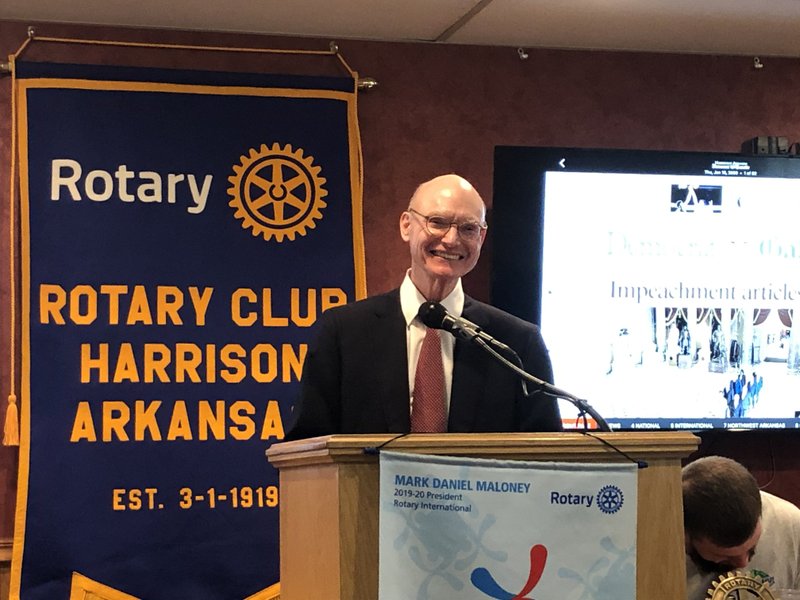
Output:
[407, 207, 487, 241]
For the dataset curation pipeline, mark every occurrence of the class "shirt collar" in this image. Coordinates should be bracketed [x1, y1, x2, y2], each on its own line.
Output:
[400, 271, 465, 328]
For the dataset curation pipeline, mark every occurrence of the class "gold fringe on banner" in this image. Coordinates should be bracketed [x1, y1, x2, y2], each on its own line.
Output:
[3, 395, 18, 447]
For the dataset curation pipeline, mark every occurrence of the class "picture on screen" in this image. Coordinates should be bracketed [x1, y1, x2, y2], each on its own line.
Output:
[492, 146, 800, 430]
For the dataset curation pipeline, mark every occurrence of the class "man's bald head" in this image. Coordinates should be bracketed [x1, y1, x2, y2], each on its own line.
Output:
[400, 174, 487, 301]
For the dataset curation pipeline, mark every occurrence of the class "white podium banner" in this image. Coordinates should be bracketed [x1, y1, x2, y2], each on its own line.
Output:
[379, 452, 638, 600]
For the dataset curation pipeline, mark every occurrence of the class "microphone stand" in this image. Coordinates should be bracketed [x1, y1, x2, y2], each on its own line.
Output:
[418, 300, 612, 432]
[472, 337, 612, 432]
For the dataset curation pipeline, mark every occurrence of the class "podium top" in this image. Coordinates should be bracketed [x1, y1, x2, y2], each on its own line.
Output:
[266, 431, 700, 470]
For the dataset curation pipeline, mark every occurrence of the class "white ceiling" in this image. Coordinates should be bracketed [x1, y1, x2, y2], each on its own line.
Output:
[4, 0, 800, 58]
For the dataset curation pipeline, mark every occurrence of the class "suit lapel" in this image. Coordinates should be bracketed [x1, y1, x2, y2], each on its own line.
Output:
[369, 291, 412, 431]
[449, 297, 486, 432]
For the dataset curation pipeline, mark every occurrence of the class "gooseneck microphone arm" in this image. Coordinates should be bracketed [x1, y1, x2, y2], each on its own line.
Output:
[417, 301, 612, 432]
[472, 336, 611, 432]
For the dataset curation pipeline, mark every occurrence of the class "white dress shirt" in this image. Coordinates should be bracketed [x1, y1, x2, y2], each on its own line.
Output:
[399, 272, 465, 416]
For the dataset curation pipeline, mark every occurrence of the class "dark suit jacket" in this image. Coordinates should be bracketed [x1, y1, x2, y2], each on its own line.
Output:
[288, 289, 562, 438]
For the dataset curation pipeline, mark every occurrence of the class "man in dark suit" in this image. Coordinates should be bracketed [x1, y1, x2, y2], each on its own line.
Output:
[288, 174, 562, 437]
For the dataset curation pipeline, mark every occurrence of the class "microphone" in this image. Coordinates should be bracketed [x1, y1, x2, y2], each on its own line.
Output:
[418, 301, 537, 378]
[417, 302, 512, 352]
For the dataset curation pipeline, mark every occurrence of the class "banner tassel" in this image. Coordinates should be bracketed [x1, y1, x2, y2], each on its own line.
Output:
[4, 394, 19, 446]
[6, 54, 20, 447]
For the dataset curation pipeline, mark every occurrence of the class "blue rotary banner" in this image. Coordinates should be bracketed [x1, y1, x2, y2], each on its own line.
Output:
[11, 61, 365, 599]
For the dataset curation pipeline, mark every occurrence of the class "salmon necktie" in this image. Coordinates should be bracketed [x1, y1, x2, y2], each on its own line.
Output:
[411, 328, 447, 432]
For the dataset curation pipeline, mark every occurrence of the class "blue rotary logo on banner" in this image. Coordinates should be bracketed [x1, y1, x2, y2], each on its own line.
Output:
[596, 484, 625, 514]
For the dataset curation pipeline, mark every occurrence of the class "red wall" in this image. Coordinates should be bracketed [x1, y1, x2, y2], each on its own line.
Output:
[1, 19, 800, 538]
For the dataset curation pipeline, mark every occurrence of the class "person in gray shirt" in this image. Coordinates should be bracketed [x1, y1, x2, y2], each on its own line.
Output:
[683, 455, 800, 599]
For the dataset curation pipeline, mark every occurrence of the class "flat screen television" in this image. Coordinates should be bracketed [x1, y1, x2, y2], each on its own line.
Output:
[491, 146, 800, 431]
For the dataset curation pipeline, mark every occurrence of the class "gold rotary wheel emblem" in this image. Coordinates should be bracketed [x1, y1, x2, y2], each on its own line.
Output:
[706, 571, 777, 600]
[227, 143, 327, 242]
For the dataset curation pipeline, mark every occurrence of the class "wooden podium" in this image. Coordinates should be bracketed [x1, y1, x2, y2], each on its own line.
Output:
[267, 431, 699, 599]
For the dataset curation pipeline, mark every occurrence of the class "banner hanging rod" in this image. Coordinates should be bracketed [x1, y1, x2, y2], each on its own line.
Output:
[2, 26, 379, 89]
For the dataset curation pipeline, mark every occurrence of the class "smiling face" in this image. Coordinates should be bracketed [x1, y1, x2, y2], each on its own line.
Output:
[399, 174, 487, 301]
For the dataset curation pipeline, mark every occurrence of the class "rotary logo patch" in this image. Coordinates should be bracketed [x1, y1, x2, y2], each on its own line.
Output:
[706, 571, 777, 599]
[228, 143, 327, 242]
[596, 485, 624, 514]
